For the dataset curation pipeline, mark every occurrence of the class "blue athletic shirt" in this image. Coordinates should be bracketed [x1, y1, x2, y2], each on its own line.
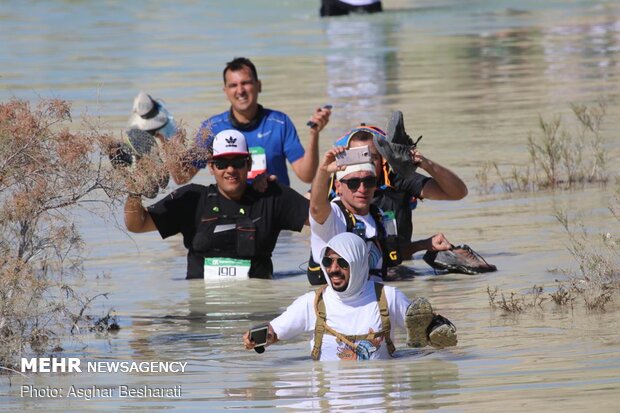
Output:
[196, 108, 304, 186]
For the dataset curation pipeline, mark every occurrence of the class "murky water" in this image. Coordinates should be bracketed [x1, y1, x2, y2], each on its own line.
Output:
[2, 0, 620, 412]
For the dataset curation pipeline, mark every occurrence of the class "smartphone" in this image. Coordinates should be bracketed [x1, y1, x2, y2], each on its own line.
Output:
[335, 145, 372, 166]
[249, 324, 269, 354]
[307, 105, 333, 128]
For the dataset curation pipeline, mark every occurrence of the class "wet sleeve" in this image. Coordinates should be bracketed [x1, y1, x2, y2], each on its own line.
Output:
[147, 185, 201, 239]
[281, 114, 305, 164]
[389, 287, 411, 331]
[310, 203, 346, 241]
[394, 172, 431, 199]
[271, 293, 315, 341]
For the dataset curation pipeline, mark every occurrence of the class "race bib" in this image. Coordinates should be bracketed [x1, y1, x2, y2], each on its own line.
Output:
[204, 257, 251, 281]
[248, 146, 267, 180]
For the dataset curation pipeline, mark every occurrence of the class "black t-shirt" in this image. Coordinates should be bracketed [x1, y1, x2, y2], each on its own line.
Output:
[372, 172, 430, 241]
[148, 182, 308, 279]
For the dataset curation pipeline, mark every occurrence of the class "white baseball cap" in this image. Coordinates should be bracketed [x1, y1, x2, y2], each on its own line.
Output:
[212, 129, 250, 158]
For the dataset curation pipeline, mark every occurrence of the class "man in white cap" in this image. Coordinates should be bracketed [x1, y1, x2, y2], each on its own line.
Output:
[308, 146, 452, 282]
[124, 129, 309, 280]
[243, 232, 457, 361]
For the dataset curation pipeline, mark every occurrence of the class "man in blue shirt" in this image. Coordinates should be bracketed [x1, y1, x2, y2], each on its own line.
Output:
[178, 57, 331, 186]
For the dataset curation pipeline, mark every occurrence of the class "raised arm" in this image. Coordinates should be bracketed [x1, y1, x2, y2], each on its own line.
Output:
[290, 106, 331, 183]
[310, 147, 345, 224]
[124, 196, 157, 233]
[415, 149, 468, 200]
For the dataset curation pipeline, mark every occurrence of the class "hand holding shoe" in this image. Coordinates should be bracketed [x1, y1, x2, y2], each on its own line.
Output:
[427, 233, 451, 252]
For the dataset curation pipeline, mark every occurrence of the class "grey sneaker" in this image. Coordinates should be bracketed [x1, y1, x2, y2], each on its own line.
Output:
[124, 128, 170, 195]
[427, 314, 457, 348]
[386, 111, 410, 145]
[125, 128, 158, 157]
[405, 297, 434, 348]
[373, 137, 418, 178]
[423, 244, 497, 275]
[108, 143, 134, 168]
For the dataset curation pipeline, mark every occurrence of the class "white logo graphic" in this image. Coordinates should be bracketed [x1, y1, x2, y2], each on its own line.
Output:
[257, 130, 272, 138]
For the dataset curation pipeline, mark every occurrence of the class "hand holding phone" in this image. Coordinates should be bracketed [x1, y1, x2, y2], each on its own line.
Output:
[307, 105, 333, 128]
[335, 145, 372, 167]
[249, 324, 269, 354]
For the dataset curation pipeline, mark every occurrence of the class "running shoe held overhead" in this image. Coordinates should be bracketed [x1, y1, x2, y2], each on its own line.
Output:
[423, 244, 497, 275]
[122, 128, 170, 197]
[377, 111, 424, 179]
[125, 128, 158, 157]
[108, 143, 134, 168]
[373, 137, 418, 178]
[386, 110, 411, 145]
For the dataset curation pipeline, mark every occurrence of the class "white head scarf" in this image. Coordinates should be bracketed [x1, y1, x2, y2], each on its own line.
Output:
[319, 232, 370, 302]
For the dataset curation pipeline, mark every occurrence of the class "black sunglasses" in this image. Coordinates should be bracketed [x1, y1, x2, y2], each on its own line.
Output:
[339, 176, 377, 191]
[321, 256, 350, 269]
[211, 157, 249, 170]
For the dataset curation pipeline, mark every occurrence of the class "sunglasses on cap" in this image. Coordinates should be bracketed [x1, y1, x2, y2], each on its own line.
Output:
[335, 124, 387, 146]
[321, 256, 350, 269]
[349, 125, 387, 138]
[211, 157, 249, 170]
[339, 176, 377, 191]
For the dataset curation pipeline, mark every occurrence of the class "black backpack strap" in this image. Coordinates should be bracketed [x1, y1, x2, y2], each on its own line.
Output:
[334, 200, 356, 232]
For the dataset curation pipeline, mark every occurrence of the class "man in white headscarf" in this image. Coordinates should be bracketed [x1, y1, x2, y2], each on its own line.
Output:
[243, 232, 457, 361]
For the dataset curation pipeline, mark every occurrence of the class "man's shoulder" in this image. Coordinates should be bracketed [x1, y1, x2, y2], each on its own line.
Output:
[262, 108, 293, 125]
[167, 183, 211, 197]
[200, 111, 230, 132]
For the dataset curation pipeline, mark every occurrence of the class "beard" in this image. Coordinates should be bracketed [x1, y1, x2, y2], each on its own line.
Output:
[328, 271, 348, 292]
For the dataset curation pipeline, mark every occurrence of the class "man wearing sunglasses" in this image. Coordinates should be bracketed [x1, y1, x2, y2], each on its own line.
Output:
[243, 232, 457, 361]
[124, 129, 309, 280]
[309, 146, 452, 282]
[341, 118, 496, 276]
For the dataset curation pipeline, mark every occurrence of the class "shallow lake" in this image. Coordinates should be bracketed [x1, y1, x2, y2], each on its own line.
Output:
[1, 0, 620, 412]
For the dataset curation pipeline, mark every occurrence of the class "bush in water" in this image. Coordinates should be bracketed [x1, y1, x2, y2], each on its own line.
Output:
[0, 98, 128, 369]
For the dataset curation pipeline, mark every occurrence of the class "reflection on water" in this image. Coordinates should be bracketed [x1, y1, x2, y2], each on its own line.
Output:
[323, 16, 399, 125]
[2, 0, 620, 412]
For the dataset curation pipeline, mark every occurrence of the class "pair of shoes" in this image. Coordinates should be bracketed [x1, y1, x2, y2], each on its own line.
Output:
[124, 129, 170, 198]
[108, 143, 134, 168]
[374, 111, 423, 179]
[405, 298, 458, 348]
[405, 297, 434, 347]
[423, 244, 497, 275]
[125, 128, 158, 157]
